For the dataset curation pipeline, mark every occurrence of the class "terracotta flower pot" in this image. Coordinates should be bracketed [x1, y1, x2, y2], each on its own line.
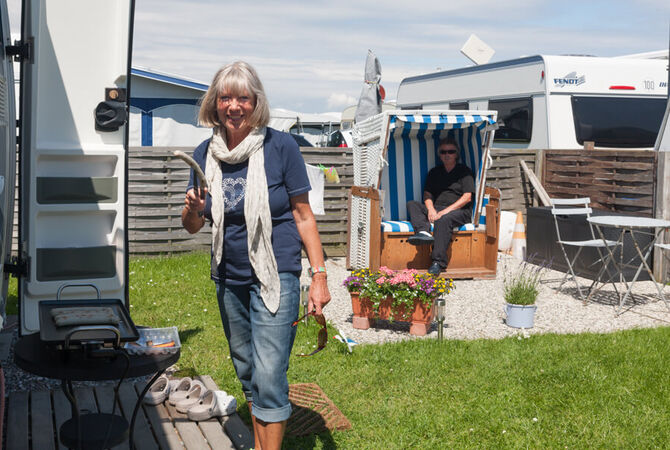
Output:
[350, 292, 435, 336]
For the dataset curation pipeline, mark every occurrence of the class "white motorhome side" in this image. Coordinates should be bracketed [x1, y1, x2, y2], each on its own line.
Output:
[397, 55, 668, 149]
[0, 0, 134, 335]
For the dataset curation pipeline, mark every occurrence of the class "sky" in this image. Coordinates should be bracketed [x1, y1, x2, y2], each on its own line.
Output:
[7, 0, 670, 113]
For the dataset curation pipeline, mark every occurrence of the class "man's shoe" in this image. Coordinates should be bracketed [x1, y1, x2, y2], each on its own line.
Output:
[408, 231, 434, 246]
[428, 262, 442, 276]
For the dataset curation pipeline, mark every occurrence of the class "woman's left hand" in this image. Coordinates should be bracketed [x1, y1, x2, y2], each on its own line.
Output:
[308, 274, 331, 315]
[291, 193, 332, 315]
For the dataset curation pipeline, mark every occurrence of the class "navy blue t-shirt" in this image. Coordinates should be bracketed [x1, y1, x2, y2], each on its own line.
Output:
[187, 128, 311, 284]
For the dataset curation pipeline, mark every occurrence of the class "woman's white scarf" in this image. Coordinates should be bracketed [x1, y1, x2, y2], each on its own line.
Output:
[205, 126, 281, 313]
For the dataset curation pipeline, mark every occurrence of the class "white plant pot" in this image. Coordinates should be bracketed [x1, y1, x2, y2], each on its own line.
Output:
[504, 302, 537, 328]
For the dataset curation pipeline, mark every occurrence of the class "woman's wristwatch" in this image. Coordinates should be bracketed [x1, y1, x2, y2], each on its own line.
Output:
[308, 266, 327, 278]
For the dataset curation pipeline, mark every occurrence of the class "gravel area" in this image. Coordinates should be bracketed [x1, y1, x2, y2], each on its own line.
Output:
[3, 254, 669, 394]
[305, 254, 670, 344]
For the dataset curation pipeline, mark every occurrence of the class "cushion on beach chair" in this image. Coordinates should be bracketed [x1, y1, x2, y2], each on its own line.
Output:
[379, 114, 494, 228]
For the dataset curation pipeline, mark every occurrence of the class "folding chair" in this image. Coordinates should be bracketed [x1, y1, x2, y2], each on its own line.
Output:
[550, 197, 620, 303]
[654, 243, 670, 306]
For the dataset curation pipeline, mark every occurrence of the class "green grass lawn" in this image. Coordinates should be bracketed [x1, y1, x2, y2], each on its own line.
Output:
[7, 252, 670, 448]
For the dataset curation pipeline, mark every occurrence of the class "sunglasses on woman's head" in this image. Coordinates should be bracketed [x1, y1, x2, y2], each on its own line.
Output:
[292, 311, 327, 357]
[439, 149, 458, 155]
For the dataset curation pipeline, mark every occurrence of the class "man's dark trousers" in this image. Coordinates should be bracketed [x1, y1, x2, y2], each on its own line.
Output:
[406, 200, 471, 268]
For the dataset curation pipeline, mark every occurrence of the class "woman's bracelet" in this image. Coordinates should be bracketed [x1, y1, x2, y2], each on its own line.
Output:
[308, 266, 327, 278]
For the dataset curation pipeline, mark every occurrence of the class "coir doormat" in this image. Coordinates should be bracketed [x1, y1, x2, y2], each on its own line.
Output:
[286, 383, 352, 437]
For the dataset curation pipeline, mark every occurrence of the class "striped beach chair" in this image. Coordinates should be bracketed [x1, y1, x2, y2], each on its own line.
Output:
[348, 110, 501, 278]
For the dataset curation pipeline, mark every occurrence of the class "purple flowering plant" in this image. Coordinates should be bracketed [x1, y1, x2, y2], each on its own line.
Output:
[343, 266, 453, 313]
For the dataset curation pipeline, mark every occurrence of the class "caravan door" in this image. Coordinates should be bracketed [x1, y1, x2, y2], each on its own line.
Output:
[0, 0, 17, 330]
[19, 0, 133, 334]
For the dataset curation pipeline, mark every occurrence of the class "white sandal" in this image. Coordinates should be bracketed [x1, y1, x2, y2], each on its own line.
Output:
[175, 380, 207, 413]
[143, 374, 171, 405]
[167, 377, 194, 405]
[187, 390, 237, 421]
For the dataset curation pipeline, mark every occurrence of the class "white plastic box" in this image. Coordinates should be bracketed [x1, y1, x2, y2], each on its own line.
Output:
[124, 326, 181, 355]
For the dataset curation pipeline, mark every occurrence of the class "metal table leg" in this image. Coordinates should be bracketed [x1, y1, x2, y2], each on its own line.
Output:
[618, 227, 670, 313]
[586, 224, 625, 305]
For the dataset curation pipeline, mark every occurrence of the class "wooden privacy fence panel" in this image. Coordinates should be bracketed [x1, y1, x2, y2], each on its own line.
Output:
[128, 146, 353, 256]
[128, 146, 540, 255]
[299, 147, 353, 256]
[487, 149, 539, 215]
[128, 147, 208, 254]
[542, 149, 657, 217]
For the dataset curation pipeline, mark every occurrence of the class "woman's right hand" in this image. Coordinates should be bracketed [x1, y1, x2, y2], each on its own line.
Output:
[184, 187, 207, 215]
[182, 187, 207, 233]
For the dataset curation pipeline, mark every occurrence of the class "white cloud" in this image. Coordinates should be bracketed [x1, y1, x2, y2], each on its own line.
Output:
[327, 93, 358, 110]
[7, 0, 668, 112]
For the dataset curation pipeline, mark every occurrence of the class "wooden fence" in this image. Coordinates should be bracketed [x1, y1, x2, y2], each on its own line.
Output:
[542, 149, 657, 217]
[126, 147, 537, 256]
[128, 147, 354, 256]
[486, 150, 539, 215]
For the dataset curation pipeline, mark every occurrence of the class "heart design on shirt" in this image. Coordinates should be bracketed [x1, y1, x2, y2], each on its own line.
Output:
[222, 177, 246, 212]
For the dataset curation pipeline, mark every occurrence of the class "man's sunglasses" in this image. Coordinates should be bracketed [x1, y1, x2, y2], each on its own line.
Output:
[439, 149, 458, 155]
[292, 311, 327, 357]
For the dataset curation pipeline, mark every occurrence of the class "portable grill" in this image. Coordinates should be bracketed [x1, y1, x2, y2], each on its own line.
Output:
[38, 283, 139, 349]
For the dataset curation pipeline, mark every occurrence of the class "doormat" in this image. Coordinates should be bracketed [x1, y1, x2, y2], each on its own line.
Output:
[286, 383, 351, 437]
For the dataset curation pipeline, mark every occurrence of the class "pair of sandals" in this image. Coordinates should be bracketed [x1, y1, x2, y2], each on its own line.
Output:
[143, 375, 237, 421]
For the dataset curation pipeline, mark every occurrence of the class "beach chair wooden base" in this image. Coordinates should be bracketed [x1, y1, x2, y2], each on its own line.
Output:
[378, 188, 500, 279]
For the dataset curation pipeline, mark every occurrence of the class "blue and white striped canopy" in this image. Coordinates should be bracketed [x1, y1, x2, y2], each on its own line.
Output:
[380, 112, 497, 223]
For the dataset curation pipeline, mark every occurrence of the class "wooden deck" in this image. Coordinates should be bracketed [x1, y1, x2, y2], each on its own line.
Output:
[5, 375, 254, 449]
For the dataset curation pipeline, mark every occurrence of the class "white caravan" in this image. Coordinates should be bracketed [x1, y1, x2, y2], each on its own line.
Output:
[396, 54, 669, 149]
[0, 0, 133, 334]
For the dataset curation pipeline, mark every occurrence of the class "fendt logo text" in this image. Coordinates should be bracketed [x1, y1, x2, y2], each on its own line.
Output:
[554, 72, 586, 87]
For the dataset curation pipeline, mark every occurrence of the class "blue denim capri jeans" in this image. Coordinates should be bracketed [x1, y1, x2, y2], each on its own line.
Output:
[215, 271, 300, 423]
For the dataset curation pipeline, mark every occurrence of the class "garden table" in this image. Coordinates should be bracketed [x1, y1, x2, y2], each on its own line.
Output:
[586, 215, 670, 314]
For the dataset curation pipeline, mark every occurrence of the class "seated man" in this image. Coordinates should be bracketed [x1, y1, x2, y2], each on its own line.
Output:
[406, 137, 475, 275]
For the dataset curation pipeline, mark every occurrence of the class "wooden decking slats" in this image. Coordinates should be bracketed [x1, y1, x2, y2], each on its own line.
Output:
[94, 386, 128, 450]
[6, 391, 29, 450]
[51, 389, 71, 450]
[134, 382, 185, 450]
[30, 390, 56, 450]
[5, 377, 253, 450]
[165, 400, 211, 449]
[118, 383, 159, 450]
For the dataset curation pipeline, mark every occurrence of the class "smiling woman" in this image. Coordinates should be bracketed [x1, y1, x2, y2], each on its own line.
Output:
[180, 61, 331, 450]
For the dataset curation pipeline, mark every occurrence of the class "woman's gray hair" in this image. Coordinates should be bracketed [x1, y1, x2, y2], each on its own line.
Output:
[198, 61, 270, 129]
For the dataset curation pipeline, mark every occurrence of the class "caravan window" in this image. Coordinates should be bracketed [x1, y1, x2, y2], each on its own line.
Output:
[449, 102, 468, 110]
[571, 96, 666, 148]
[488, 98, 532, 143]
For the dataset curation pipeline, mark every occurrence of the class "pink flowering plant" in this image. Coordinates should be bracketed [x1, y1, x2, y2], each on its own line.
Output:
[343, 267, 453, 317]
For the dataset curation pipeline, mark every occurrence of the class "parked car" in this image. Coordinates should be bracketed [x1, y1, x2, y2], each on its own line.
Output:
[327, 130, 352, 147]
